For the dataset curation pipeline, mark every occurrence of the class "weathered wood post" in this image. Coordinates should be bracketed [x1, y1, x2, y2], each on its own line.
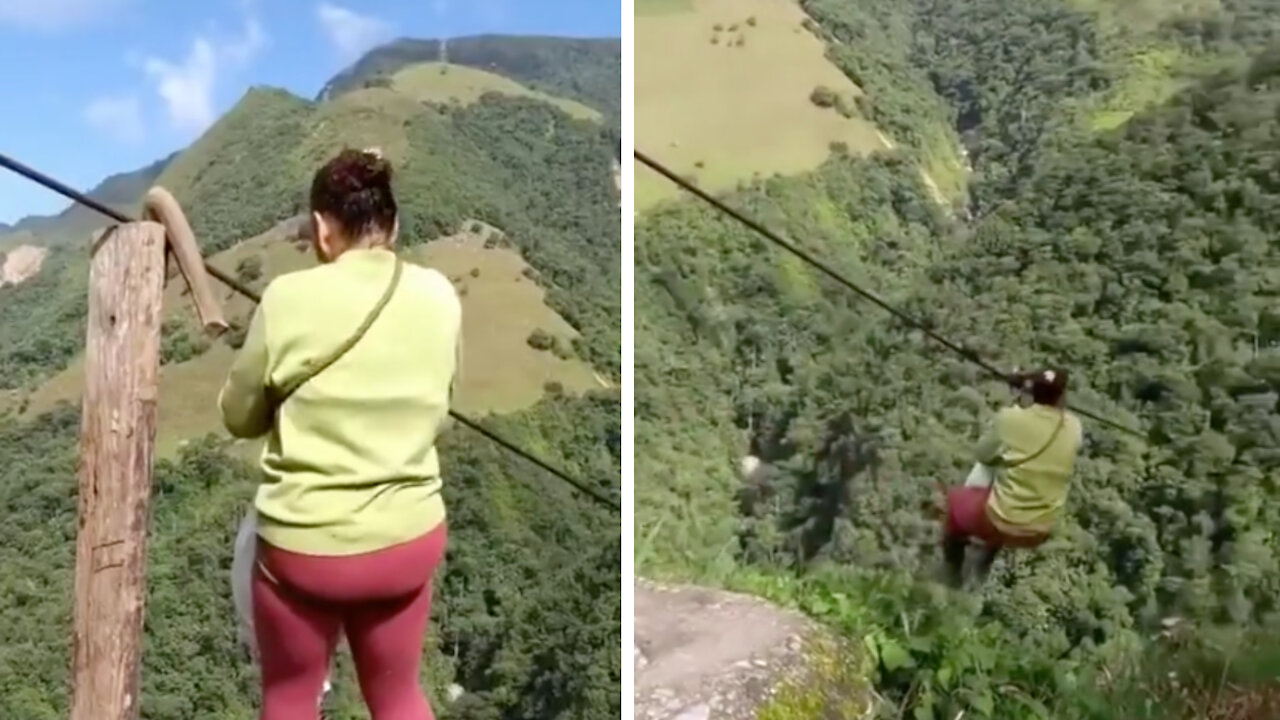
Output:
[70, 221, 168, 720]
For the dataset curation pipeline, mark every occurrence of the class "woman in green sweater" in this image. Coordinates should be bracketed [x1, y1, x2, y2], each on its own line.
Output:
[942, 369, 1083, 588]
[219, 148, 461, 720]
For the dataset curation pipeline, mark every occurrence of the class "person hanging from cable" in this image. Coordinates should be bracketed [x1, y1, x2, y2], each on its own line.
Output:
[218, 146, 462, 720]
[941, 368, 1083, 588]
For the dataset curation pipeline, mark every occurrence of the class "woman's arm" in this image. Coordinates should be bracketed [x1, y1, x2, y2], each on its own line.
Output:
[218, 306, 272, 439]
[973, 409, 1009, 465]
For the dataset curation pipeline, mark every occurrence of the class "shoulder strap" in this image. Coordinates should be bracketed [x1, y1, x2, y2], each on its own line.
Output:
[1002, 408, 1066, 469]
[270, 255, 404, 407]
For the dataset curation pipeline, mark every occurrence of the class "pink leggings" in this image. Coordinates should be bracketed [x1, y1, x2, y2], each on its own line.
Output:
[252, 523, 447, 720]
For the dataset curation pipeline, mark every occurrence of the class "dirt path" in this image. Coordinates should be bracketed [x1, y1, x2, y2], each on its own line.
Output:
[634, 580, 816, 720]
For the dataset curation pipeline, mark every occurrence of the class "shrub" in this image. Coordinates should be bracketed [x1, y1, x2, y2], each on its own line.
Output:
[810, 86, 838, 108]
[527, 328, 555, 351]
[235, 255, 263, 284]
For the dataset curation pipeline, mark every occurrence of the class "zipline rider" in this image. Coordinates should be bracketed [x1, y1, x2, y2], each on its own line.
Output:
[942, 368, 1084, 587]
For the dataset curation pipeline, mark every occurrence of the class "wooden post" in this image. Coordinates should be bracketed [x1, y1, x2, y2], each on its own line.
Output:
[70, 221, 167, 720]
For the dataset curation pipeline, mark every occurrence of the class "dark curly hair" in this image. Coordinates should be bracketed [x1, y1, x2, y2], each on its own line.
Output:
[309, 148, 398, 240]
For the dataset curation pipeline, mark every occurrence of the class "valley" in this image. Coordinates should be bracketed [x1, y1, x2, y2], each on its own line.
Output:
[635, 0, 1280, 717]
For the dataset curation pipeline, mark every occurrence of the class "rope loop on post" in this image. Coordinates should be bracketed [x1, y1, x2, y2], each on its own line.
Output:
[143, 187, 229, 334]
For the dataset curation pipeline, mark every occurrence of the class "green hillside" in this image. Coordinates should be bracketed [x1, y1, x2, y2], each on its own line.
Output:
[0, 37, 620, 720]
[320, 34, 622, 125]
[634, 0, 964, 211]
[637, 0, 1280, 717]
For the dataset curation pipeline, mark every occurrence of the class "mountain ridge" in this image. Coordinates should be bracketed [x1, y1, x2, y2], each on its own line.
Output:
[0, 33, 620, 248]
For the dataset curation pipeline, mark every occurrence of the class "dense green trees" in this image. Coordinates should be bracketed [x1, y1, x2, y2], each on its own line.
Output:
[638, 0, 1280, 717]
[0, 393, 619, 719]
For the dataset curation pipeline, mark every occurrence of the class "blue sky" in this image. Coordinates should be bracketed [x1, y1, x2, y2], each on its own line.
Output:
[0, 0, 620, 224]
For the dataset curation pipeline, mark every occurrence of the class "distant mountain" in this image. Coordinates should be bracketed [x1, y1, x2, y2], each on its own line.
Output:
[319, 34, 622, 124]
[0, 152, 175, 247]
[0, 34, 620, 250]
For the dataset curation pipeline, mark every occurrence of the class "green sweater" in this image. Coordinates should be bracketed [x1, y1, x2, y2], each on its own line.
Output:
[218, 248, 461, 556]
[974, 404, 1083, 535]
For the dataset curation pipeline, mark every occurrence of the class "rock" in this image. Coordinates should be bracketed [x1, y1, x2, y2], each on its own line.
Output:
[739, 455, 764, 481]
[671, 703, 711, 720]
[634, 579, 874, 719]
[0, 244, 47, 287]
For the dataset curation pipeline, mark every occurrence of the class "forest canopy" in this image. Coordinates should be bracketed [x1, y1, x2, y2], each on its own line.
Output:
[637, 0, 1280, 717]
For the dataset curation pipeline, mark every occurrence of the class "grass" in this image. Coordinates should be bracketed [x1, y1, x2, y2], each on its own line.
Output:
[391, 62, 601, 121]
[292, 86, 421, 172]
[756, 633, 877, 720]
[719, 564, 1280, 720]
[1069, 0, 1222, 33]
[10, 221, 601, 457]
[1089, 46, 1192, 130]
[1065, 0, 1241, 132]
[636, 0, 694, 16]
[634, 0, 890, 210]
[0, 231, 39, 254]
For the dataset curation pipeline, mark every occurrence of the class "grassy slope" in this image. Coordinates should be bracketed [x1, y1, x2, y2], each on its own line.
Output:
[319, 35, 622, 124]
[15, 225, 600, 454]
[1, 65, 608, 456]
[392, 62, 601, 121]
[1069, 0, 1236, 130]
[634, 0, 911, 210]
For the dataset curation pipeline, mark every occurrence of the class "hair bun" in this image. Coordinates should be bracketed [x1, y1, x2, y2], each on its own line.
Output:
[328, 147, 393, 193]
[310, 147, 399, 238]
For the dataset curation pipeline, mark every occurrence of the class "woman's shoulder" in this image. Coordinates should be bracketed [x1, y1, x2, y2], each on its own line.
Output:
[403, 263, 459, 301]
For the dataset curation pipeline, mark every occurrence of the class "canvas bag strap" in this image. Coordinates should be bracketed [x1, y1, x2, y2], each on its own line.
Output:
[269, 255, 404, 407]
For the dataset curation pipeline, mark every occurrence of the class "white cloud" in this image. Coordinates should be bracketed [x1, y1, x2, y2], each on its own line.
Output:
[144, 40, 218, 132]
[224, 17, 267, 64]
[0, 0, 129, 31]
[84, 94, 144, 144]
[316, 3, 394, 62]
[142, 16, 268, 134]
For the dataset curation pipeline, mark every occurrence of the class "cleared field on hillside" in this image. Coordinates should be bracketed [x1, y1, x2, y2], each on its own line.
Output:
[635, 0, 888, 210]
[392, 63, 601, 121]
[12, 222, 601, 457]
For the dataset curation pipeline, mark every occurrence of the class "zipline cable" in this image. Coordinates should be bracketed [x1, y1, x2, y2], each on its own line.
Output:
[635, 149, 1146, 440]
[0, 150, 620, 512]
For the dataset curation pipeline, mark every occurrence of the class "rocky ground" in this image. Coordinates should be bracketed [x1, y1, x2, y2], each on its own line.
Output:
[635, 579, 870, 720]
